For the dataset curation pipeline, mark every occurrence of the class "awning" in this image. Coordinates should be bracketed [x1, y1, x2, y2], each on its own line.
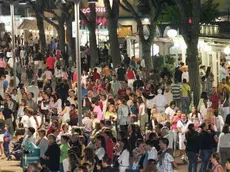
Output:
[18, 19, 55, 31]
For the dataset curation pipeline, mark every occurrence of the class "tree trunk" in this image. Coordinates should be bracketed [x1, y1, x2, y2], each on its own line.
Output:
[142, 40, 153, 71]
[66, 20, 75, 61]
[88, 26, 98, 68]
[58, 12, 66, 53]
[107, 18, 121, 67]
[35, 10, 46, 55]
[186, 40, 200, 107]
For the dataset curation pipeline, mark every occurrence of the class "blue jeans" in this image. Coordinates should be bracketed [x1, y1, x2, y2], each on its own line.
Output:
[181, 97, 190, 114]
[59, 163, 64, 172]
[187, 151, 198, 172]
[199, 150, 212, 172]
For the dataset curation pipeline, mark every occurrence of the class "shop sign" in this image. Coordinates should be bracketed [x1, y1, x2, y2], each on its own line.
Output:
[82, 7, 106, 14]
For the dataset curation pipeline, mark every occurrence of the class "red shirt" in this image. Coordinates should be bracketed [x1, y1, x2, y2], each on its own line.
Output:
[46, 56, 55, 69]
[210, 93, 218, 109]
[118, 89, 126, 96]
[106, 139, 114, 161]
[93, 72, 100, 81]
[127, 70, 135, 80]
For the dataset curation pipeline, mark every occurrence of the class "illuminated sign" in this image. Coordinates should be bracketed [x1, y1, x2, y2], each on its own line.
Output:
[82, 7, 106, 14]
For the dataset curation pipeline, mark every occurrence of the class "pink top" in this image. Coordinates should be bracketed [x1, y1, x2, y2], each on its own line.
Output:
[93, 105, 103, 121]
[0, 60, 6, 68]
[72, 72, 77, 84]
[172, 116, 181, 130]
[44, 70, 52, 80]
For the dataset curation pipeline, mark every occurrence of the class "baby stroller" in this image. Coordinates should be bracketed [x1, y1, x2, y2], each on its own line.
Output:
[8, 137, 24, 161]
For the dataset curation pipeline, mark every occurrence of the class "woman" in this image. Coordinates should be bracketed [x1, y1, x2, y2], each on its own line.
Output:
[137, 96, 146, 131]
[36, 69, 44, 89]
[126, 67, 135, 90]
[220, 87, 230, 121]
[171, 109, 181, 151]
[210, 153, 224, 172]
[189, 107, 202, 130]
[114, 138, 130, 172]
[205, 66, 214, 94]
[60, 100, 71, 123]
[198, 92, 208, 119]
[185, 123, 199, 172]
[83, 147, 95, 172]
[95, 135, 106, 161]
[48, 95, 58, 114]
[69, 104, 78, 126]
[36, 129, 49, 165]
[104, 104, 117, 121]
[217, 124, 230, 167]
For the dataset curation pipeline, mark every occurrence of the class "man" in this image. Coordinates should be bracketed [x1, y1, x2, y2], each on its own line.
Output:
[157, 138, 177, 172]
[117, 98, 130, 132]
[42, 134, 60, 172]
[117, 64, 126, 82]
[165, 101, 176, 121]
[101, 156, 115, 172]
[46, 53, 55, 72]
[110, 75, 120, 96]
[153, 89, 167, 113]
[177, 113, 192, 162]
[27, 81, 39, 103]
[181, 79, 191, 114]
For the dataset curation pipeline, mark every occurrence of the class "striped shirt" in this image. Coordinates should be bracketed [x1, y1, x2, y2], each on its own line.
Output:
[171, 83, 181, 100]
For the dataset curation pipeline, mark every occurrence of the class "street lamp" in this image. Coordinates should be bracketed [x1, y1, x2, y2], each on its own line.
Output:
[224, 47, 230, 55]
[10, 0, 17, 87]
[68, 0, 97, 126]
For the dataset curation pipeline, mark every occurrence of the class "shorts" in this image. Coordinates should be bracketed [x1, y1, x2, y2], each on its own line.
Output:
[0, 134, 4, 142]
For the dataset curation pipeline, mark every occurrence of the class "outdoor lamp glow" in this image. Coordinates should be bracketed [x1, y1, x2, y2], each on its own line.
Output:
[144, 18, 150, 23]
[167, 29, 178, 38]
[224, 47, 230, 55]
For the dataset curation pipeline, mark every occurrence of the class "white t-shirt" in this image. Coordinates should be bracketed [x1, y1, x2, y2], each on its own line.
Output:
[148, 147, 158, 160]
[21, 115, 29, 128]
[139, 103, 146, 116]
[95, 147, 105, 160]
[165, 107, 175, 121]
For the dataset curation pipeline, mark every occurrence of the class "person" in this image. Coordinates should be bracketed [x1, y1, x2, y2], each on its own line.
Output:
[199, 123, 213, 172]
[165, 101, 176, 121]
[171, 109, 181, 151]
[42, 134, 60, 172]
[46, 53, 56, 73]
[60, 135, 70, 172]
[101, 155, 114, 172]
[3, 124, 11, 158]
[157, 138, 177, 172]
[117, 98, 130, 133]
[0, 110, 4, 158]
[210, 153, 224, 172]
[36, 129, 49, 165]
[114, 139, 130, 172]
[22, 127, 36, 148]
[217, 124, 230, 167]
[95, 134, 106, 161]
[181, 79, 191, 114]
[153, 89, 167, 113]
[177, 113, 191, 161]
[185, 123, 199, 172]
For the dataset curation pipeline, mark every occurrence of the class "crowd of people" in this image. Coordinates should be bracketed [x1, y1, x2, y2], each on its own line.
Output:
[0, 42, 229, 172]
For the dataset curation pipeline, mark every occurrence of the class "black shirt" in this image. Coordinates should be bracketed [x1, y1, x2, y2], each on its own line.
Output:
[117, 68, 126, 81]
[185, 131, 199, 153]
[44, 143, 60, 171]
[3, 108, 12, 119]
[199, 131, 213, 150]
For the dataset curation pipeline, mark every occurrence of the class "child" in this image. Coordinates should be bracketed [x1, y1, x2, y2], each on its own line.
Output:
[60, 135, 70, 172]
[3, 125, 11, 158]
[62, 68, 68, 81]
